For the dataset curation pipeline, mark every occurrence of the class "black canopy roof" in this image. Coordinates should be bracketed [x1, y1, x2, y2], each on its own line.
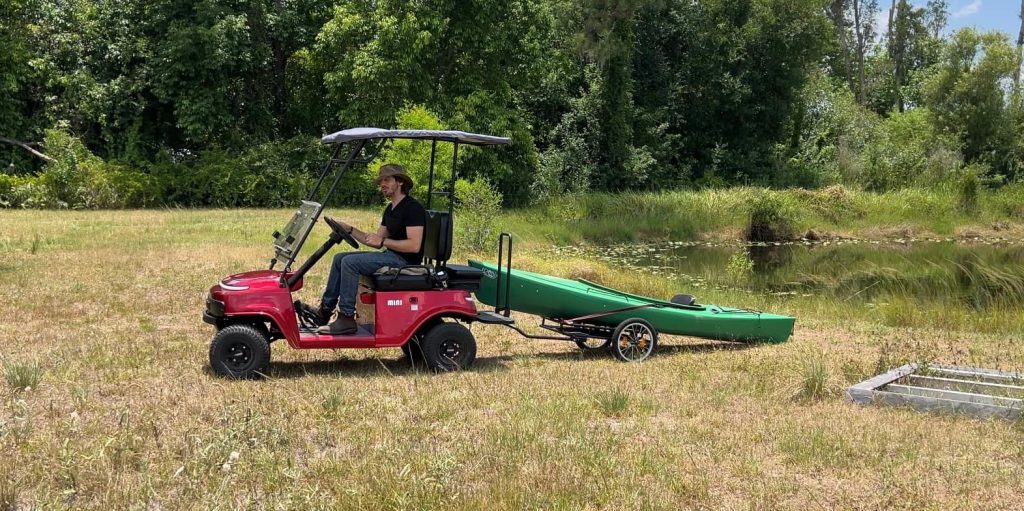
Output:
[321, 127, 511, 146]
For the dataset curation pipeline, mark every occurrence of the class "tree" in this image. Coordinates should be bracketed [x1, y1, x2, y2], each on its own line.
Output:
[852, 0, 879, 104]
[1017, 0, 1024, 88]
[925, 29, 1021, 180]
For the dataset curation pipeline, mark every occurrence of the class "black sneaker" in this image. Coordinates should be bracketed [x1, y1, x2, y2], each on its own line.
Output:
[317, 314, 358, 335]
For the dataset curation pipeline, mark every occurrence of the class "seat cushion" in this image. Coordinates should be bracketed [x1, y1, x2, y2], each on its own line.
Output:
[371, 266, 436, 291]
[440, 264, 482, 291]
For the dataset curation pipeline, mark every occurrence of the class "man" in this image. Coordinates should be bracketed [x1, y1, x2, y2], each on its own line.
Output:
[315, 163, 426, 335]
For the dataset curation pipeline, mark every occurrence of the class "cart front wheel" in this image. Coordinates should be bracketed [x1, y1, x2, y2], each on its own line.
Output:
[608, 318, 657, 362]
[421, 323, 477, 372]
[574, 337, 611, 351]
[209, 324, 271, 378]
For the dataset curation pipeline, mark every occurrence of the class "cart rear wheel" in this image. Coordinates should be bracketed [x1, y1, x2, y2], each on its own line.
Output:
[420, 323, 476, 372]
[574, 337, 611, 351]
[608, 318, 657, 362]
[209, 324, 271, 378]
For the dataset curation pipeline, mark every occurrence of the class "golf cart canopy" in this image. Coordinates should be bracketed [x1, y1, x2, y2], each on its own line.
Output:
[321, 128, 511, 146]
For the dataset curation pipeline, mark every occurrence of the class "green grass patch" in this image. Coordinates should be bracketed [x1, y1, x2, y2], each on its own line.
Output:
[4, 360, 42, 391]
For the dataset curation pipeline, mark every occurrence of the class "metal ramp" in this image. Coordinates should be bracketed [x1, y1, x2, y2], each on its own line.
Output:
[846, 363, 1024, 420]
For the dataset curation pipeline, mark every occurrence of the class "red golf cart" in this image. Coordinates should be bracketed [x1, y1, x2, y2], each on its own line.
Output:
[203, 128, 515, 378]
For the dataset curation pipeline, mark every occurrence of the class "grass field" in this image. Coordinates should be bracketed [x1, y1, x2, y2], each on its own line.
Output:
[2, 208, 1024, 509]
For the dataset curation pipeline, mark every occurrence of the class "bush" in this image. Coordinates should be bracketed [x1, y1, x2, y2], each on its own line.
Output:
[3, 129, 159, 209]
[0, 173, 46, 208]
[745, 191, 796, 242]
[861, 109, 960, 191]
[149, 137, 328, 207]
[957, 171, 980, 215]
[454, 178, 503, 252]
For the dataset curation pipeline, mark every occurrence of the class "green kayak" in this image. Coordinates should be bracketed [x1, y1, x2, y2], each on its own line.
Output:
[468, 260, 795, 344]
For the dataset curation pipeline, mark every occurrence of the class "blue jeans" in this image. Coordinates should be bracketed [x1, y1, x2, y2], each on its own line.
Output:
[321, 250, 410, 316]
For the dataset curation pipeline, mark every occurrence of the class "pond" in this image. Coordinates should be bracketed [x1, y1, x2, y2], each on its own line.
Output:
[552, 236, 1024, 332]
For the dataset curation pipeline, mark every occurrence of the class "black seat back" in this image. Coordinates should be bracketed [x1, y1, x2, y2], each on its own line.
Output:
[422, 210, 453, 267]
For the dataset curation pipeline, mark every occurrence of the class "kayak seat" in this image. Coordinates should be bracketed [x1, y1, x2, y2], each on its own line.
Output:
[671, 294, 697, 306]
[369, 210, 463, 291]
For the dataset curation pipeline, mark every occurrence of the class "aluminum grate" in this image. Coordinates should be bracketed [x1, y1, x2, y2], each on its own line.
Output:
[846, 363, 1024, 420]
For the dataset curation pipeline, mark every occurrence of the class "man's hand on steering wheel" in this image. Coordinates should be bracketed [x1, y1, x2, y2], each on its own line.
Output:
[324, 216, 359, 249]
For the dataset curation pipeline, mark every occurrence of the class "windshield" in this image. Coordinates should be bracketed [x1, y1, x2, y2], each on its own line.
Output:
[273, 201, 322, 267]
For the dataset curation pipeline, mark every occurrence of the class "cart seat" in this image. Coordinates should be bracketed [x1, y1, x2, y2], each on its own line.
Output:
[368, 210, 475, 291]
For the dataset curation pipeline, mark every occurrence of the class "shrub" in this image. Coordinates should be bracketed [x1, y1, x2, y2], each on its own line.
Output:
[745, 192, 796, 242]
[454, 178, 503, 252]
[0, 174, 44, 208]
[794, 350, 830, 401]
[726, 250, 754, 285]
[957, 171, 979, 215]
[4, 360, 42, 391]
[149, 137, 325, 207]
[861, 109, 960, 191]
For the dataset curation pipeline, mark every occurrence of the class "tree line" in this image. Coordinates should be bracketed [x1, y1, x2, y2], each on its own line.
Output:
[1, 0, 1022, 208]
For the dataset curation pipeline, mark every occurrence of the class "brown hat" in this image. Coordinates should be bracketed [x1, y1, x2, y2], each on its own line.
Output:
[375, 163, 413, 188]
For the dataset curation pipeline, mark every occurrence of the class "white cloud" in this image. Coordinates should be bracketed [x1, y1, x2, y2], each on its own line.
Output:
[952, 0, 982, 19]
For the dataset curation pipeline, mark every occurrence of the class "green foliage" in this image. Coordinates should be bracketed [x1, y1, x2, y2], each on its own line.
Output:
[150, 137, 324, 207]
[0, 174, 46, 208]
[454, 178, 503, 252]
[371, 106, 456, 208]
[726, 250, 755, 285]
[594, 389, 630, 417]
[794, 350, 831, 401]
[4, 360, 43, 391]
[534, 65, 604, 202]
[784, 72, 879, 188]
[34, 129, 157, 209]
[924, 29, 1021, 181]
[745, 192, 797, 242]
[860, 109, 960, 191]
[2, 0, 1022, 208]
[957, 171, 979, 215]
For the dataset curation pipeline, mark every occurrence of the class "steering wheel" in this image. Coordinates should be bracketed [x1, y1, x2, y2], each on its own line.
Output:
[324, 216, 360, 249]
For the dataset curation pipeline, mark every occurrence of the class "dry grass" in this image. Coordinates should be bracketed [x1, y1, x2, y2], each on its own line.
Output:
[1, 209, 1023, 509]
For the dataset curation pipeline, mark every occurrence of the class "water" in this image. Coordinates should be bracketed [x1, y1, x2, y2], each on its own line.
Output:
[556, 237, 1024, 313]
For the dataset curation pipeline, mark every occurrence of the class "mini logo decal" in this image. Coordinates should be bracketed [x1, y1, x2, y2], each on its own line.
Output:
[387, 299, 403, 306]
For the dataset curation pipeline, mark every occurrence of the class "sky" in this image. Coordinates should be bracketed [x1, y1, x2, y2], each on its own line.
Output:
[894, 0, 1022, 40]
[942, 0, 1020, 39]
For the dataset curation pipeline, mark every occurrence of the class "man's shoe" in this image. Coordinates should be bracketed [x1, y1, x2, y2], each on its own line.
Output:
[317, 314, 358, 335]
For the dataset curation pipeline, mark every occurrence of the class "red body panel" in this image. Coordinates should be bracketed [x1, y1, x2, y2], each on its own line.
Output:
[209, 270, 478, 350]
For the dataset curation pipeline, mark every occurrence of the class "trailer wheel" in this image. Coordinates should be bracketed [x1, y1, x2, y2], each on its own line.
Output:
[421, 322, 477, 372]
[574, 337, 611, 351]
[608, 318, 657, 363]
[209, 324, 271, 378]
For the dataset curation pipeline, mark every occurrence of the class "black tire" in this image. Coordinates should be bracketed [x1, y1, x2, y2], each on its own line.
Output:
[574, 337, 611, 351]
[209, 324, 271, 378]
[420, 322, 477, 372]
[608, 318, 657, 363]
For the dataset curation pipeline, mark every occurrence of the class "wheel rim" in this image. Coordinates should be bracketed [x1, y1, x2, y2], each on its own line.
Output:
[615, 323, 654, 361]
[439, 338, 463, 363]
[224, 341, 253, 371]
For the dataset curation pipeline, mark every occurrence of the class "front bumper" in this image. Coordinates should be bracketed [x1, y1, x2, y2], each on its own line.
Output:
[203, 294, 225, 325]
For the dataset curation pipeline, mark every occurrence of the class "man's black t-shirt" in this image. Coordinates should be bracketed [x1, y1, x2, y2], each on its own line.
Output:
[381, 196, 426, 264]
